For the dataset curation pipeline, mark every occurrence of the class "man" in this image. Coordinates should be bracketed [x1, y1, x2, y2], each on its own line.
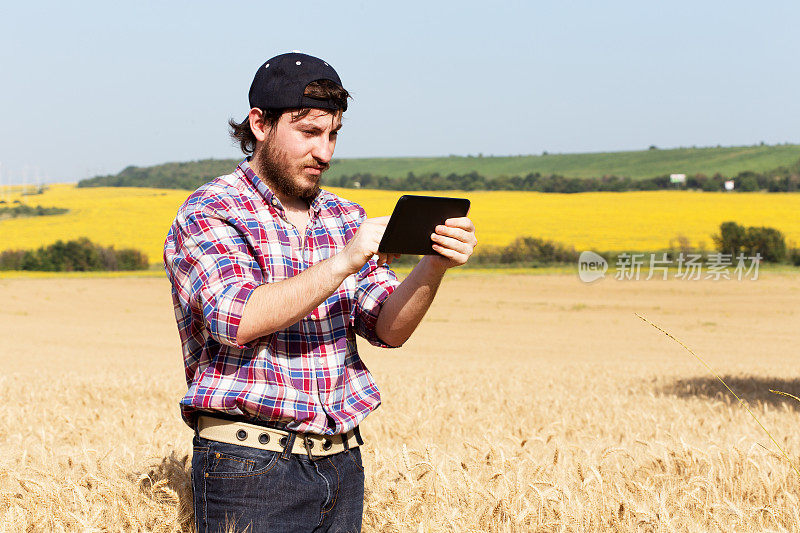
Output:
[163, 51, 477, 533]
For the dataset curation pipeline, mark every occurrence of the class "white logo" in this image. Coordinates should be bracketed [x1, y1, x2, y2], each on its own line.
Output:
[578, 251, 608, 283]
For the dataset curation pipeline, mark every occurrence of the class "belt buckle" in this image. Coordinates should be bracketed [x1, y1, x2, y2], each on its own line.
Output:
[303, 435, 325, 462]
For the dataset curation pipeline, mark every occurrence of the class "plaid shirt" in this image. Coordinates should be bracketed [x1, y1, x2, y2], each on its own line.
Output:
[163, 158, 402, 435]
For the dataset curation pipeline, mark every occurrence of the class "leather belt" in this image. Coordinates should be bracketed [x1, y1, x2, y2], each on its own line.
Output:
[196, 415, 363, 461]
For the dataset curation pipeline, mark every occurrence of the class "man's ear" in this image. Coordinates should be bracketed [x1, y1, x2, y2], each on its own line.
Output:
[248, 108, 270, 143]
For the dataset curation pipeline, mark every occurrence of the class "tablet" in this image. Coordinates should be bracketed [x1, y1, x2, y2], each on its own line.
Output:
[378, 195, 471, 255]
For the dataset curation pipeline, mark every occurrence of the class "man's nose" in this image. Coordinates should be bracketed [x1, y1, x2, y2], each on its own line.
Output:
[311, 136, 335, 164]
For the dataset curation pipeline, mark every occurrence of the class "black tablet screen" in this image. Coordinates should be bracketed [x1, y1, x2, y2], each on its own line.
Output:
[377, 195, 471, 255]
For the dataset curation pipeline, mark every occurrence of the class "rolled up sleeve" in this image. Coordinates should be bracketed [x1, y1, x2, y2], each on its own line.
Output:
[165, 208, 264, 349]
[350, 260, 402, 348]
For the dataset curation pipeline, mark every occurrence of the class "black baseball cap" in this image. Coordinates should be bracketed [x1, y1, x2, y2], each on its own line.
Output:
[248, 51, 344, 112]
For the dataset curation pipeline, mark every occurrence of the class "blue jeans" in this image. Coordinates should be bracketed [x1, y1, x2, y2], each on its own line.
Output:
[191, 434, 365, 533]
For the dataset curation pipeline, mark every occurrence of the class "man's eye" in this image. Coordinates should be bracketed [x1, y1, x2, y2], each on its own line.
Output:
[302, 130, 337, 137]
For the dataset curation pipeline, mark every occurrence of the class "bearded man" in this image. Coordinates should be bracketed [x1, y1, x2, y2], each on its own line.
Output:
[163, 51, 477, 532]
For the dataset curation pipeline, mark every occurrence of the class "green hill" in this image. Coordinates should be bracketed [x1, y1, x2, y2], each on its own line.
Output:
[78, 143, 800, 190]
[328, 144, 800, 180]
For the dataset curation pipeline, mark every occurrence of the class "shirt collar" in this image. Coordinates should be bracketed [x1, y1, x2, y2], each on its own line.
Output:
[238, 157, 330, 216]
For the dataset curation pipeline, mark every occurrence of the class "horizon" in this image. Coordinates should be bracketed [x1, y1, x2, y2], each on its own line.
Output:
[80, 141, 800, 177]
[3, 141, 799, 187]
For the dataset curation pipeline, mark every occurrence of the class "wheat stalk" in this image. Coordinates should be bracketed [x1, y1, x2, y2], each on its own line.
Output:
[770, 390, 800, 404]
[635, 313, 800, 478]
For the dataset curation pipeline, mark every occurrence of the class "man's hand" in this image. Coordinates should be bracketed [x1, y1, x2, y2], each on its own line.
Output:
[373, 216, 478, 347]
[338, 215, 402, 275]
[428, 217, 478, 270]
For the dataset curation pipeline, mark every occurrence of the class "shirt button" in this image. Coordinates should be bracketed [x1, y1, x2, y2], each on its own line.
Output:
[271, 197, 278, 206]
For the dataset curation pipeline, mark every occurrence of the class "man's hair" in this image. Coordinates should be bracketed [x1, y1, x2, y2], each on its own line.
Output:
[228, 79, 351, 155]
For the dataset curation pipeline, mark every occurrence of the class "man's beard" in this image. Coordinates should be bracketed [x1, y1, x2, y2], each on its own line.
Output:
[256, 140, 323, 202]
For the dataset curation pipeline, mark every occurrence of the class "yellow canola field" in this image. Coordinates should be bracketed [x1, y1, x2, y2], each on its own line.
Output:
[1, 183, 800, 264]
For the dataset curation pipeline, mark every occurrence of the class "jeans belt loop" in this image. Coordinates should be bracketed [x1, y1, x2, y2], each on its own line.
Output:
[280, 432, 296, 461]
[303, 435, 325, 462]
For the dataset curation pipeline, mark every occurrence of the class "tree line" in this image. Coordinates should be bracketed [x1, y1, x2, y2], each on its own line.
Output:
[77, 159, 236, 190]
[0, 202, 69, 217]
[711, 222, 792, 263]
[78, 158, 800, 193]
[1, 222, 796, 272]
[326, 164, 800, 193]
[0, 238, 149, 271]
[390, 221, 800, 267]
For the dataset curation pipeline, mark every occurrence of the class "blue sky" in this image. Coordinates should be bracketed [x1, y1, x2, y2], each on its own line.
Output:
[0, 1, 797, 184]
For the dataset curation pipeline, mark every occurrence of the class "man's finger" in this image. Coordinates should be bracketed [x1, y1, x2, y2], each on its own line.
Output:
[431, 232, 473, 255]
[432, 243, 467, 263]
[434, 224, 474, 244]
[443, 216, 475, 232]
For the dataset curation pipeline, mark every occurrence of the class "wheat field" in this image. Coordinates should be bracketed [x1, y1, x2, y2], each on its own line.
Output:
[1, 270, 799, 532]
[3, 184, 800, 263]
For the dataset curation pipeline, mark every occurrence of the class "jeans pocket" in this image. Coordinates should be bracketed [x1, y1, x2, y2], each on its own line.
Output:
[202, 439, 280, 479]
